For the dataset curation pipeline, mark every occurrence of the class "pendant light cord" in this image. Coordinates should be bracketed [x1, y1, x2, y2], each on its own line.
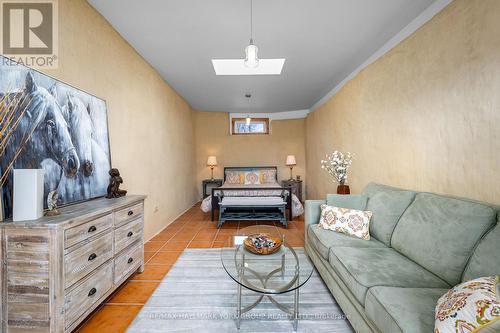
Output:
[250, 0, 253, 42]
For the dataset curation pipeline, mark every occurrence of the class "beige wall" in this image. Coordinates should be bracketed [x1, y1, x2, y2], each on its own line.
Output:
[306, 0, 500, 204]
[194, 111, 306, 199]
[40, 0, 198, 239]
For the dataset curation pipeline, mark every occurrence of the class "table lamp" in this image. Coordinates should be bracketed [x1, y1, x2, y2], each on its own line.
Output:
[207, 156, 217, 180]
[285, 155, 296, 180]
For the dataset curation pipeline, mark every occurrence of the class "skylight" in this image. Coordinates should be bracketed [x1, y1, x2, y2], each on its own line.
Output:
[212, 59, 286, 75]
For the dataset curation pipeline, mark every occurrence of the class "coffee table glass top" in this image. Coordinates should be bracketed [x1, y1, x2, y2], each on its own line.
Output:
[220, 225, 314, 295]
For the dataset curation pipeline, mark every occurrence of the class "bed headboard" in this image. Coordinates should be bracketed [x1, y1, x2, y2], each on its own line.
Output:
[223, 166, 278, 182]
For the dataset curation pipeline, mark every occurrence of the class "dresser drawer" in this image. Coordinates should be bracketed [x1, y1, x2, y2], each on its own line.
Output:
[114, 241, 143, 284]
[64, 261, 113, 329]
[64, 214, 113, 248]
[115, 217, 143, 254]
[115, 202, 143, 227]
[64, 232, 113, 288]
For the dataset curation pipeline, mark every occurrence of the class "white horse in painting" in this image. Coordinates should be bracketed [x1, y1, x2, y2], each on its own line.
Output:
[90, 138, 109, 194]
[0, 73, 79, 215]
[59, 94, 94, 201]
[58, 94, 110, 200]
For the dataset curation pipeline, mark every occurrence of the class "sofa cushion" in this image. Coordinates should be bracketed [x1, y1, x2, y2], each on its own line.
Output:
[307, 224, 386, 260]
[365, 287, 448, 333]
[391, 193, 497, 286]
[362, 183, 416, 246]
[328, 247, 449, 305]
[462, 222, 500, 282]
[326, 194, 368, 210]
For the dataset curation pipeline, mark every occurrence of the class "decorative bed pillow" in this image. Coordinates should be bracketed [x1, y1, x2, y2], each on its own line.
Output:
[319, 204, 372, 240]
[244, 171, 261, 185]
[260, 169, 277, 183]
[226, 171, 242, 184]
[435, 276, 500, 333]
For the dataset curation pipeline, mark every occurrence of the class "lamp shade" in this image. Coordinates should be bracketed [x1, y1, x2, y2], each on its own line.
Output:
[207, 156, 217, 166]
[285, 155, 296, 166]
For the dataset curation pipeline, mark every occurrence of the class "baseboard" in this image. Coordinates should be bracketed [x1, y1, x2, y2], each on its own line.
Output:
[146, 200, 198, 242]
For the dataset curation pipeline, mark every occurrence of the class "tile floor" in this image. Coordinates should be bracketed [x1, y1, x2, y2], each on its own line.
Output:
[75, 204, 305, 332]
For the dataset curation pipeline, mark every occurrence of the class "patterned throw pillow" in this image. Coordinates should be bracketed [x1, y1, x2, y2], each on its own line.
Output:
[260, 169, 277, 183]
[435, 276, 500, 333]
[226, 171, 241, 184]
[319, 205, 372, 240]
[244, 171, 261, 185]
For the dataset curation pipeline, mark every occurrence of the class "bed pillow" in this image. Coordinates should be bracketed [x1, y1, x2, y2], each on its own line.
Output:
[260, 169, 277, 183]
[319, 204, 372, 240]
[244, 171, 261, 185]
[435, 276, 500, 333]
[226, 171, 242, 184]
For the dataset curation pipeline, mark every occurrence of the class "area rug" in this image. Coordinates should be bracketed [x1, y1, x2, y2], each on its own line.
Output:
[127, 248, 353, 332]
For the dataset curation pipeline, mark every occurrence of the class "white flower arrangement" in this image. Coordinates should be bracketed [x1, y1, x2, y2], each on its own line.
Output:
[321, 151, 354, 185]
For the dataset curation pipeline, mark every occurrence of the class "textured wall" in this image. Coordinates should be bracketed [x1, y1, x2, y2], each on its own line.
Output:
[194, 111, 306, 199]
[40, 0, 197, 239]
[306, 0, 500, 204]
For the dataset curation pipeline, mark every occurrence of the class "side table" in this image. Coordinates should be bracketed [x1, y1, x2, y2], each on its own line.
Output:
[202, 179, 223, 198]
[281, 179, 303, 202]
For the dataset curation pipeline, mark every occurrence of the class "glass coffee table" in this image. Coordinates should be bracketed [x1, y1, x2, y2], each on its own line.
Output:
[220, 225, 314, 330]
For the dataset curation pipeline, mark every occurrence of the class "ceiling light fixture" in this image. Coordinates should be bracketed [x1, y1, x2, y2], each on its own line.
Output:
[244, 0, 258, 68]
[211, 0, 285, 75]
[245, 93, 252, 124]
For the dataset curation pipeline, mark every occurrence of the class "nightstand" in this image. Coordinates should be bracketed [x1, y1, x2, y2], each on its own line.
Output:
[281, 179, 303, 202]
[202, 179, 223, 198]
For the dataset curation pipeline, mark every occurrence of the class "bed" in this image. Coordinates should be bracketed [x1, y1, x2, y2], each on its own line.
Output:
[200, 166, 304, 228]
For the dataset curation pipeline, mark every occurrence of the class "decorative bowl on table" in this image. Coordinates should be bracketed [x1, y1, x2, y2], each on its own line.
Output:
[243, 233, 282, 255]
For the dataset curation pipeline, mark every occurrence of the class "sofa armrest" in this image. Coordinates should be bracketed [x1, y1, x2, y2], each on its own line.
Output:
[305, 200, 326, 226]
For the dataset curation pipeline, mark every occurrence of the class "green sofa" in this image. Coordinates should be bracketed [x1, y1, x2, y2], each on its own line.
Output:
[305, 183, 500, 333]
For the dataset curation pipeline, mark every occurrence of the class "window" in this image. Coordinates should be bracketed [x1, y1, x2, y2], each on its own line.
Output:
[231, 118, 269, 135]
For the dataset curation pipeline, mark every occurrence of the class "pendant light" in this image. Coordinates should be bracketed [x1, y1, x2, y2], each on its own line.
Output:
[245, 94, 252, 125]
[244, 0, 259, 68]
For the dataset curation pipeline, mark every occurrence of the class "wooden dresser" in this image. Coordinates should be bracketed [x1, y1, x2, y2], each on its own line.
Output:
[0, 195, 146, 333]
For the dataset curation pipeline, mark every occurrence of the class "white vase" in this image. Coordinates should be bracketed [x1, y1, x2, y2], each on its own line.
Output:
[13, 169, 44, 221]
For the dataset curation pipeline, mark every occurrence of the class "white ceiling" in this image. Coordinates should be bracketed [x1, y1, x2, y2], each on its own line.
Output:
[88, 0, 438, 113]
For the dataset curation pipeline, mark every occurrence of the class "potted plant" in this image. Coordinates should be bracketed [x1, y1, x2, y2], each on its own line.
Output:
[321, 150, 353, 194]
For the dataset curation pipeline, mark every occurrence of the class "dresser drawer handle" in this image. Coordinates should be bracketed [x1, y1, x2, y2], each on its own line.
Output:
[88, 288, 97, 297]
[88, 253, 97, 261]
[127, 231, 134, 237]
[127, 257, 134, 264]
[88, 225, 97, 233]
[127, 210, 134, 216]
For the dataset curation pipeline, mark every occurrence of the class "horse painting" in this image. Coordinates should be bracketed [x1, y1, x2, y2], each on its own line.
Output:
[1, 73, 80, 215]
[1, 59, 111, 219]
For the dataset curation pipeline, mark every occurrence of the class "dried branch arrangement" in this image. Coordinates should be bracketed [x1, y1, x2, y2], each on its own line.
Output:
[0, 90, 34, 188]
[321, 150, 354, 185]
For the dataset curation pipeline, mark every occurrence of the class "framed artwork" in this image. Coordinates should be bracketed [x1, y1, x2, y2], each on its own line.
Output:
[231, 117, 269, 135]
[0, 56, 112, 219]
